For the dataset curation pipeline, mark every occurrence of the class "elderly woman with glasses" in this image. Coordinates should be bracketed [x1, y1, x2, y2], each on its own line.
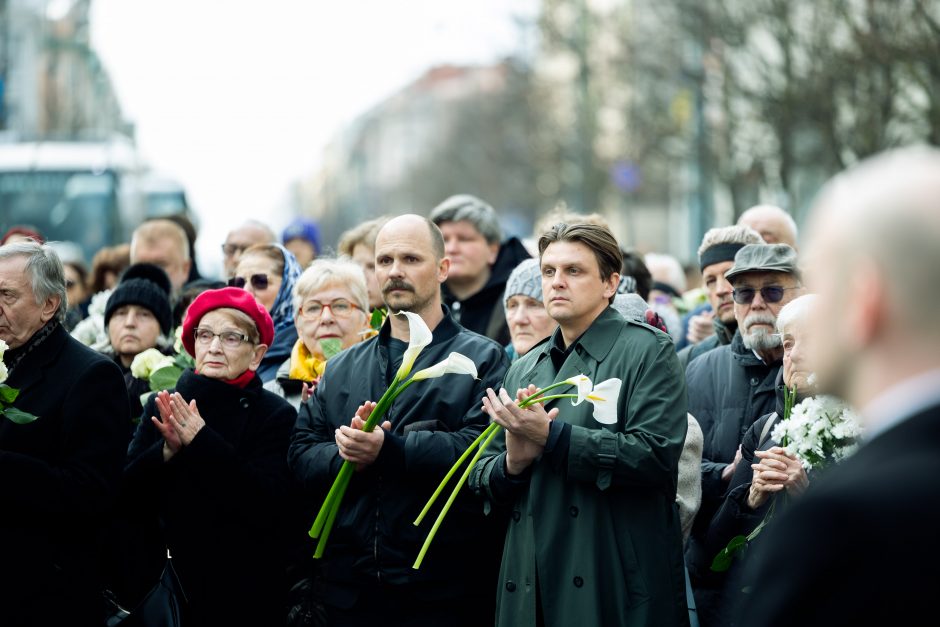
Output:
[230, 243, 303, 382]
[122, 287, 298, 626]
[265, 257, 371, 408]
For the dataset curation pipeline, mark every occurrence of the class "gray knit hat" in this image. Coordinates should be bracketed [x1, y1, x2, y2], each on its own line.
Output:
[504, 258, 543, 312]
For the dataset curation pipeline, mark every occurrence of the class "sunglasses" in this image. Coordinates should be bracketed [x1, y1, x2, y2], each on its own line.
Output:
[732, 286, 800, 305]
[228, 274, 270, 290]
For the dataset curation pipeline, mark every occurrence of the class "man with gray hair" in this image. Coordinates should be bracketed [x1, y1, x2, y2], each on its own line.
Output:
[430, 194, 531, 345]
[679, 225, 765, 369]
[0, 241, 129, 627]
[684, 243, 802, 625]
[739, 147, 940, 625]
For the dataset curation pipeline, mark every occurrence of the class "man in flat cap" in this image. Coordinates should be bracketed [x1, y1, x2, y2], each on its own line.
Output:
[683, 243, 803, 626]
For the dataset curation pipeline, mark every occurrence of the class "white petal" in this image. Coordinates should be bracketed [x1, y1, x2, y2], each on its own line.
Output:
[588, 378, 622, 425]
[396, 311, 433, 379]
[566, 374, 594, 406]
[411, 352, 478, 381]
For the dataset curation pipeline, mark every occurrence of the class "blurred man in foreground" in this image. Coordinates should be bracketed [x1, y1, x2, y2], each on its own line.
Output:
[739, 146, 940, 625]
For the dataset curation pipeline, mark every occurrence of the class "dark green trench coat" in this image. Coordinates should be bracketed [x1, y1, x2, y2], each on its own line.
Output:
[471, 307, 690, 627]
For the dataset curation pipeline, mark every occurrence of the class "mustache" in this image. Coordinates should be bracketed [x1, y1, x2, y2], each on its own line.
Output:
[382, 280, 414, 294]
[743, 312, 777, 331]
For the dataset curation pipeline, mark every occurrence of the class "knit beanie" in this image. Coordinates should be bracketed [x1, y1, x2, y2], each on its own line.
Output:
[104, 263, 173, 335]
[504, 258, 543, 312]
[181, 287, 274, 357]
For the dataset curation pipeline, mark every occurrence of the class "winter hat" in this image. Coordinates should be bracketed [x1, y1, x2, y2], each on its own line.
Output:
[504, 258, 543, 312]
[104, 263, 173, 335]
[181, 287, 274, 357]
[282, 217, 321, 253]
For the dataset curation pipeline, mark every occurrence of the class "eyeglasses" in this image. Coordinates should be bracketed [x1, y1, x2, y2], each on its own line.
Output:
[221, 243, 251, 257]
[731, 286, 800, 305]
[193, 327, 251, 348]
[228, 274, 269, 290]
[300, 298, 360, 320]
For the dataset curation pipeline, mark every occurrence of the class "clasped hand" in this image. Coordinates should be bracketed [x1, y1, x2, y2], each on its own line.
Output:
[335, 401, 391, 470]
[747, 446, 809, 509]
[482, 385, 559, 476]
[152, 390, 206, 461]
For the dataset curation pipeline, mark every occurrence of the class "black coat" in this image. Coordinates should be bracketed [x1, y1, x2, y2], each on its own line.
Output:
[738, 402, 940, 626]
[0, 323, 129, 627]
[441, 236, 531, 346]
[124, 369, 298, 627]
[685, 331, 780, 625]
[288, 310, 510, 610]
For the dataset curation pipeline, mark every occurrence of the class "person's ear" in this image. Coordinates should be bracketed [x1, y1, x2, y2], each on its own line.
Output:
[487, 242, 499, 265]
[845, 258, 885, 350]
[603, 272, 621, 301]
[248, 343, 268, 370]
[438, 256, 450, 283]
[40, 295, 61, 323]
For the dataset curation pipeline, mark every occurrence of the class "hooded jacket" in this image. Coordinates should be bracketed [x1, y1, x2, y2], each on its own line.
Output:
[288, 308, 509, 609]
[441, 236, 531, 345]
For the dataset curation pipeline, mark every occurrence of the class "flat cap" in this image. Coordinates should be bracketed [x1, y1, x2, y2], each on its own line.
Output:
[725, 244, 800, 282]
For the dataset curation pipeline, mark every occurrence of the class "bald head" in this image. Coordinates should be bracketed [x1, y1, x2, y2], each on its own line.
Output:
[806, 146, 940, 407]
[223, 220, 277, 278]
[376, 214, 445, 261]
[738, 205, 798, 249]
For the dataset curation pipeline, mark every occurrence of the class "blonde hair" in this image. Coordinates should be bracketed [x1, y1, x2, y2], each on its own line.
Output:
[337, 217, 389, 257]
[130, 219, 190, 262]
[292, 257, 369, 314]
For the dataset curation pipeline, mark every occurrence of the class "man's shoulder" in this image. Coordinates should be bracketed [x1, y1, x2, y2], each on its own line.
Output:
[686, 342, 733, 376]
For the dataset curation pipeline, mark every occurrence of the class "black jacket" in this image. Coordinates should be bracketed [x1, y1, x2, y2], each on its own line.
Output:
[123, 369, 298, 627]
[288, 308, 510, 607]
[739, 402, 940, 626]
[696, 377, 787, 626]
[685, 329, 780, 622]
[677, 316, 736, 371]
[441, 236, 531, 346]
[0, 323, 129, 627]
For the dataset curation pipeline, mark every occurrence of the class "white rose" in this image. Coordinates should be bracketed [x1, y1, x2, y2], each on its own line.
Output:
[0, 360, 7, 385]
[130, 349, 175, 379]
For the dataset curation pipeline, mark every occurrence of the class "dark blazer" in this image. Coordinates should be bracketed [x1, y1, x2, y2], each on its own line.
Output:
[123, 369, 298, 627]
[738, 403, 940, 626]
[0, 323, 129, 627]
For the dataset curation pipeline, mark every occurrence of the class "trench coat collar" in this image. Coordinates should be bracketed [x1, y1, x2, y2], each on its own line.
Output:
[520, 306, 622, 389]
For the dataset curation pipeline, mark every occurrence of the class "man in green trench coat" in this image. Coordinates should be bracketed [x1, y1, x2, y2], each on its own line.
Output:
[471, 222, 689, 626]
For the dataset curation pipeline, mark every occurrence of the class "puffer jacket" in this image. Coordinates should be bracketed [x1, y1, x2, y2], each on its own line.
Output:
[288, 308, 510, 607]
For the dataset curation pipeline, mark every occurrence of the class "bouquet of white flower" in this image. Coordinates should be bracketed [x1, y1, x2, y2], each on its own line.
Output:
[771, 395, 861, 470]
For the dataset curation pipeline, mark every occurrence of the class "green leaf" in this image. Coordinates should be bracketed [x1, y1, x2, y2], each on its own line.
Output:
[149, 365, 184, 392]
[370, 307, 386, 331]
[0, 383, 19, 404]
[3, 406, 39, 425]
[319, 338, 342, 360]
[710, 535, 748, 572]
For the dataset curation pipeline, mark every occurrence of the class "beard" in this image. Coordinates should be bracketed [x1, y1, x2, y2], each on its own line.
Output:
[741, 312, 782, 351]
[382, 279, 433, 314]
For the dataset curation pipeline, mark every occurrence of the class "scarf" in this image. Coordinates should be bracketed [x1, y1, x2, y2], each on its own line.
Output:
[193, 368, 256, 388]
[288, 339, 326, 383]
[269, 245, 304, 341]
[4, 319, 59, 378]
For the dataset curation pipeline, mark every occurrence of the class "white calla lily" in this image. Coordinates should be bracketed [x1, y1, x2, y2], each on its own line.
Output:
[565, 375, 594, 405]
[395, 311, 434, 379]
[572, 377, 622, 425]
[410, 352, 478, 382]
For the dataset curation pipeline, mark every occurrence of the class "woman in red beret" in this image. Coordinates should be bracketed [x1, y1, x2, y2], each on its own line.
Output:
[120, 287, 299, 626]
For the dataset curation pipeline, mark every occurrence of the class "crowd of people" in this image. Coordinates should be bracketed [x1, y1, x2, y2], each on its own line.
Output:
[0, 145, 938, 627]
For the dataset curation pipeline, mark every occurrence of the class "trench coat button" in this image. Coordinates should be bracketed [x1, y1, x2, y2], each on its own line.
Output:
[506, 581, 516, 592]
[750, 377, 759, 386]
[573, 576, 584, 588]
[511, 510, 521, 522]
[239, 398, 250, 408]
[569, 506, 579, 517]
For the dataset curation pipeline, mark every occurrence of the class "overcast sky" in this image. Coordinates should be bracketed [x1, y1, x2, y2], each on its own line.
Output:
[91, 0, 535, 276]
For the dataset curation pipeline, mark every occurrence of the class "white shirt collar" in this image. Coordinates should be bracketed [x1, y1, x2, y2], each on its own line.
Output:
[862, 368, 940, 442]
